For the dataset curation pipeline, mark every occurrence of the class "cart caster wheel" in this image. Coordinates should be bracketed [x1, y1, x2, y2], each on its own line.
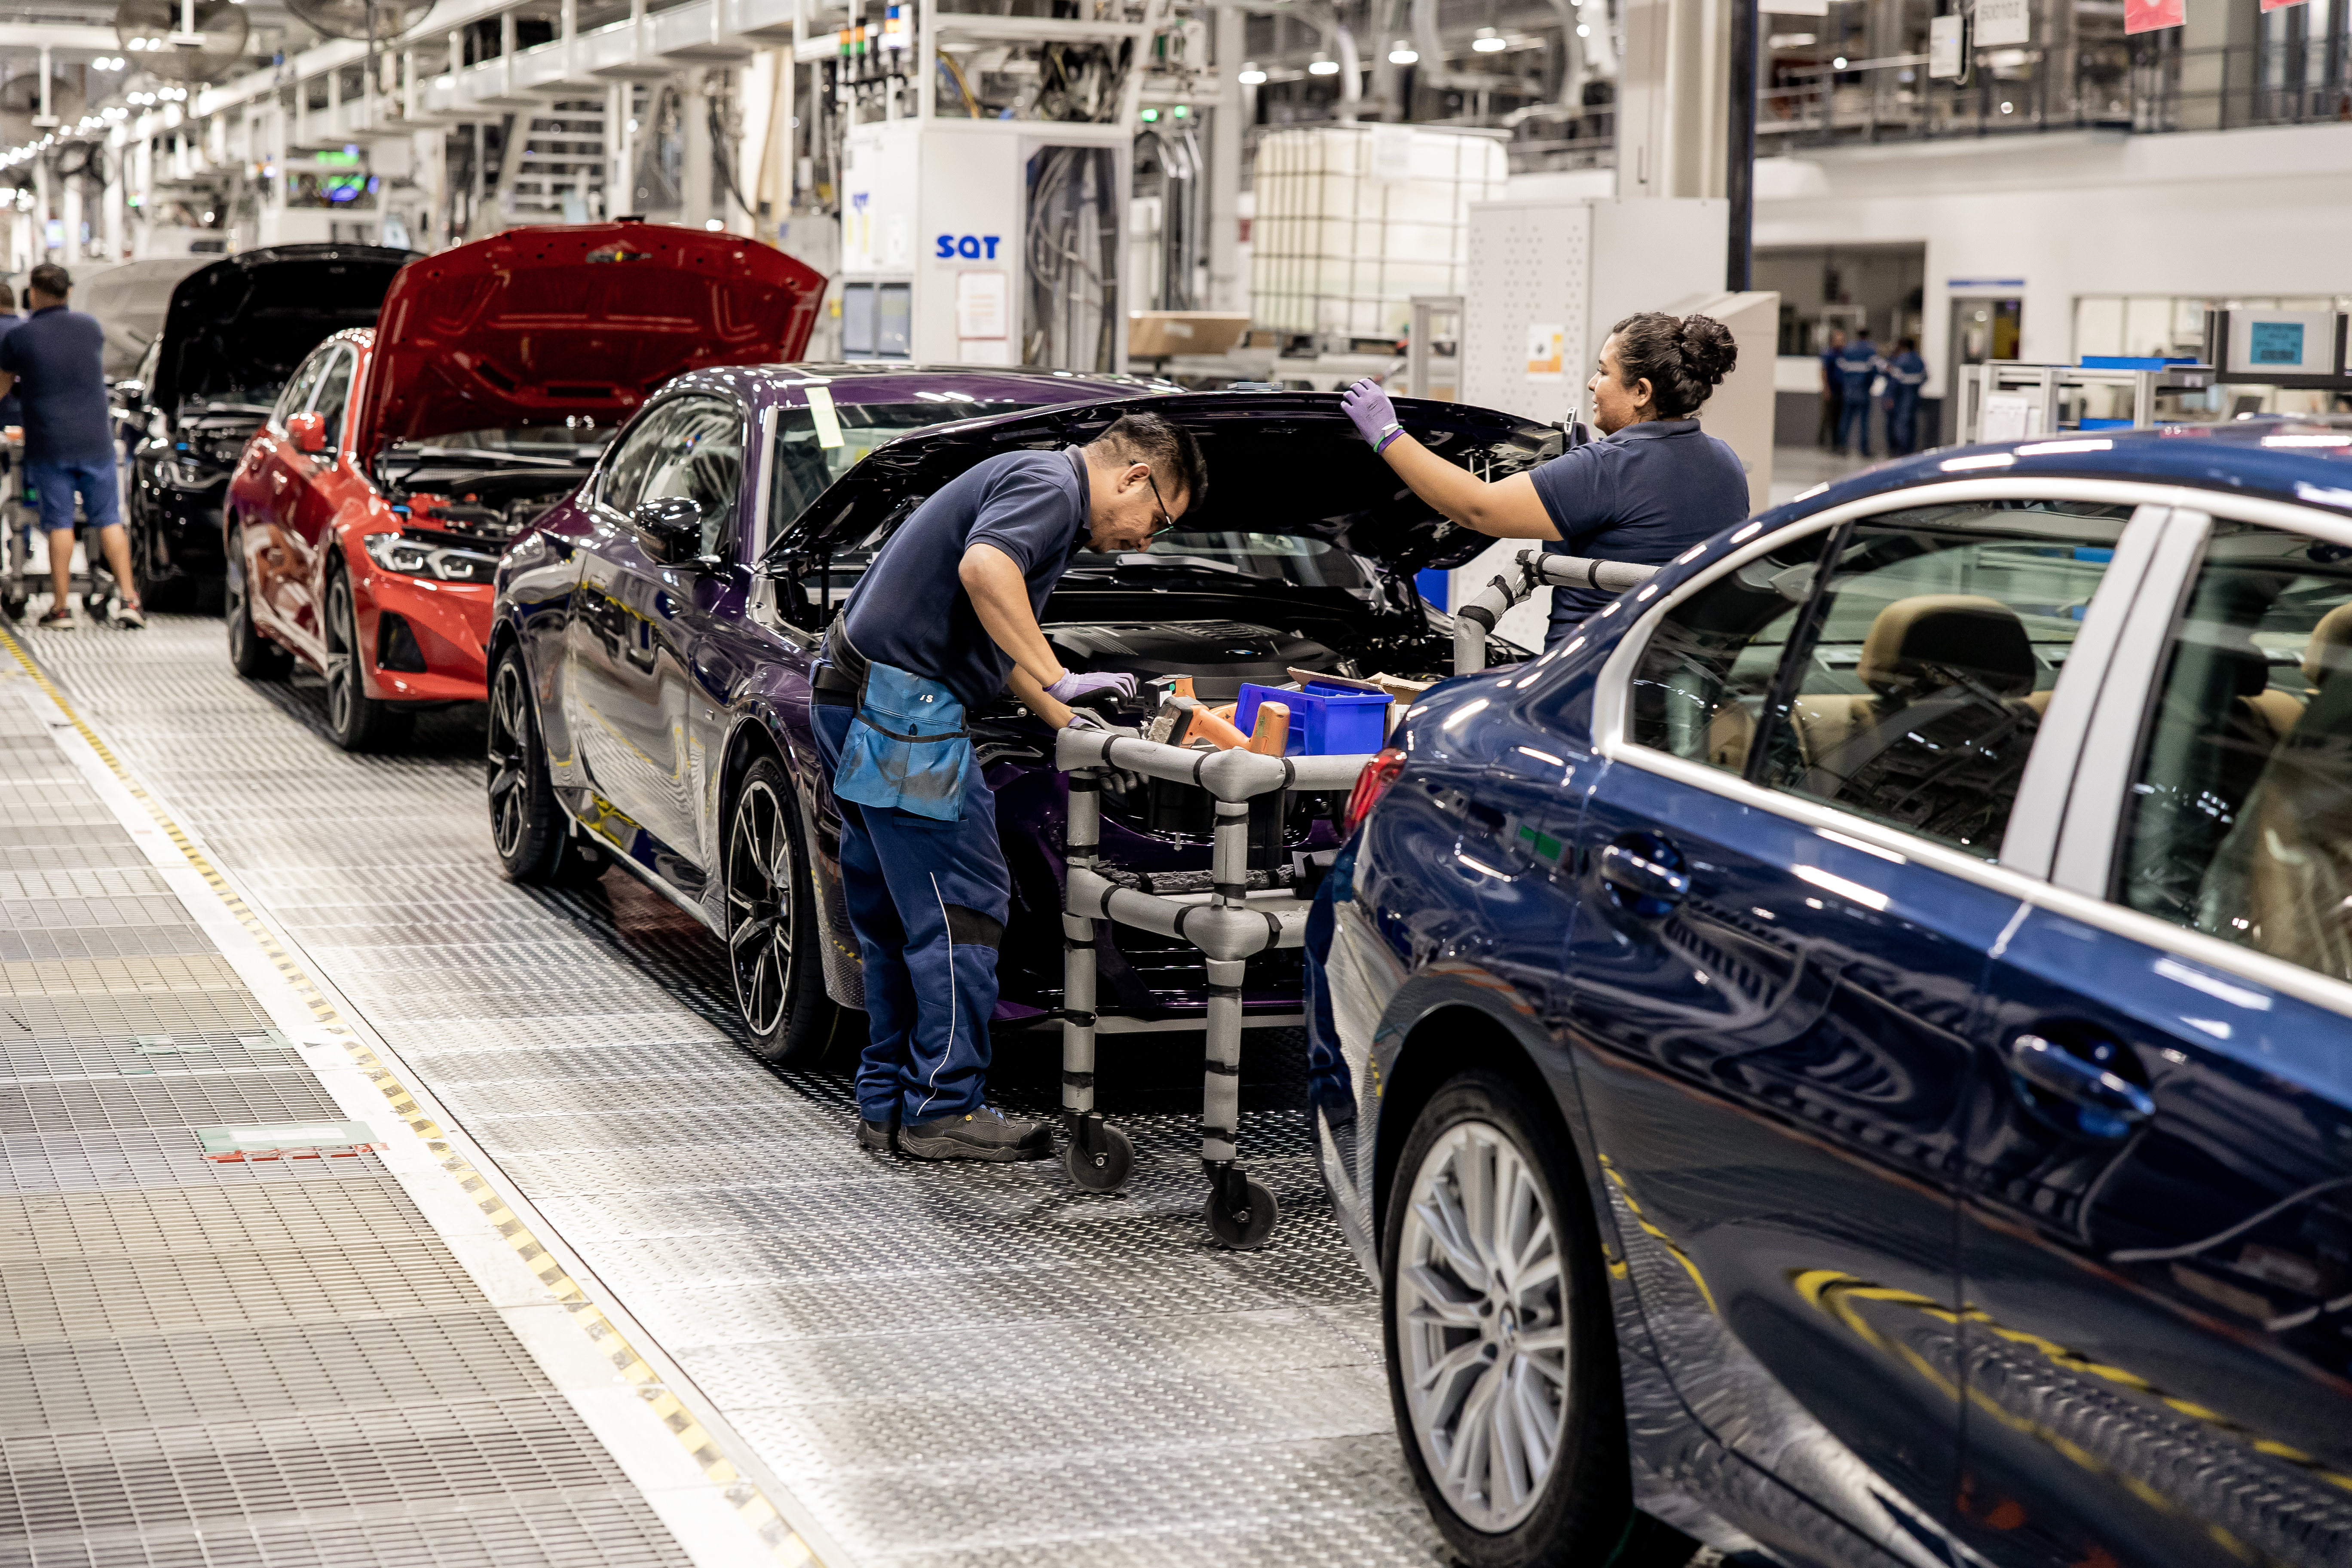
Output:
[1204, 1175, 1279, 1250]
[1063, 1121, 1135, 1193]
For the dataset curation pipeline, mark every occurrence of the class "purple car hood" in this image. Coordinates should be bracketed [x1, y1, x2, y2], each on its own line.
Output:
[766, 391, 1559, 577]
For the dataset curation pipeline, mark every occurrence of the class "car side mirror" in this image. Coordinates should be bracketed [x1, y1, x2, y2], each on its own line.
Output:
[288, 410, 327, 455]
[632, 496, 706, 564]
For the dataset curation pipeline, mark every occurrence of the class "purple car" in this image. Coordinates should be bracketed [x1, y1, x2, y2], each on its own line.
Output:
[486, 365, 1550, 1063]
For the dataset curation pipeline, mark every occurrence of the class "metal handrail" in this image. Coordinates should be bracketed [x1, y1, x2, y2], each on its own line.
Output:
[1452, 548, 1660, 674]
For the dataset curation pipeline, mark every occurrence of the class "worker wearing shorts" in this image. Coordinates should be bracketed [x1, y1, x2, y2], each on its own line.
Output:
[0, 262, 142, 629]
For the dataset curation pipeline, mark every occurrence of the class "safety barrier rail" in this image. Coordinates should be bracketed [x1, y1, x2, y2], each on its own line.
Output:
[1056, 725, 1373, 1249]
[1451, 548, 1660, 674]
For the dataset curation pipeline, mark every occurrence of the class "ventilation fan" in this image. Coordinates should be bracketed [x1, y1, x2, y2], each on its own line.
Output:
[0, 71, 86, 137]
[114, 0, 251, 84]
[284, 0, 438, 43]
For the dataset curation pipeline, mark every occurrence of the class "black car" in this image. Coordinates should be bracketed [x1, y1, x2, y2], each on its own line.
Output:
[118, 243, 416, 610]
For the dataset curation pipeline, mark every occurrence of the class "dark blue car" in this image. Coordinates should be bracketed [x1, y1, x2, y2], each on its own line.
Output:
[1309, 420, 2352, 1568]
[485, 367, 1545, 1067]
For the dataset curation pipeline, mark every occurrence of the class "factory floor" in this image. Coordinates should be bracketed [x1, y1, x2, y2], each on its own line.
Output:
[0, 610, 1447, 1568]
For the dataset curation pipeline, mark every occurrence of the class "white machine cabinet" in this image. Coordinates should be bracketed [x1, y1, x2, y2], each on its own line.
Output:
[840, 118, 1132, 370]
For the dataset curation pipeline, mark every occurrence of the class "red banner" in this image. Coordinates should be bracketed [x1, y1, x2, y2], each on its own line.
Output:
[2126, 0, 2185, 30]
[2262, 0, 2308, 13]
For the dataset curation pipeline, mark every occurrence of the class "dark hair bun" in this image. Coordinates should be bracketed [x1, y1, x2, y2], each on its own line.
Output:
[1677, 315, 1737, 386]
[1606, 309, 1738, 418]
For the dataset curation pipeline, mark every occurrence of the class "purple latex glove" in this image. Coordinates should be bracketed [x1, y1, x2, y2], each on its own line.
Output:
[1044, 669, 1137, 704]
[1341, 378, 1403, 451]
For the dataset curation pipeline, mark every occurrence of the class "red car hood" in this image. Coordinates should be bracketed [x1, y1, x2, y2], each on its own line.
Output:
[354, 221, 825, 454]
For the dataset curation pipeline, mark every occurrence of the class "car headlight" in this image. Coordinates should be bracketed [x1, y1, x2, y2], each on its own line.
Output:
[363, 530, 501, 582]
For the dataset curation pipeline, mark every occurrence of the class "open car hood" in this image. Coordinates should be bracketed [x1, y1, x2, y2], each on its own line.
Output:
[151, 244, 417, 411]
[356, 221, 825, 455]
[771, 392, 1559, 578]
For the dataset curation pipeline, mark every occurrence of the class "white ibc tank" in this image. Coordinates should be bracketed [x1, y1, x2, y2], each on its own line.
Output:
[1250, 125, 1508, 344]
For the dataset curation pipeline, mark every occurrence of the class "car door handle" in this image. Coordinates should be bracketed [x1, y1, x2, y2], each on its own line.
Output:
[1597, 834, 1688, 912]
[2009, 1033, 2154, 1136]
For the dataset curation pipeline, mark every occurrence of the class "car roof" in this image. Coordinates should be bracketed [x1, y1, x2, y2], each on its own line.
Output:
[660, 362, 1186, 407]
[1791, 416, 2352, 523]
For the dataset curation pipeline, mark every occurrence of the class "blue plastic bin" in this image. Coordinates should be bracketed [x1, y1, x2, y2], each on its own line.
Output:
[1232, 682, 1392, 756]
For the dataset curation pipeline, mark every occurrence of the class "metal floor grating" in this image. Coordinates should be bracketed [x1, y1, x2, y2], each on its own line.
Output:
[24, 614, 1443, 1567]
[0, 661, 696, 1568]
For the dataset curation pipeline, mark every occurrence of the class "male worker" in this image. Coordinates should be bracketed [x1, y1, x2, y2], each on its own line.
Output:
[1834, 326, 1884, 457]
[0, 263, 143, 629]
[811, 412, 1208, 1161]
[1882, 337, 1928, 455]
[1817, 328, 1846, 450]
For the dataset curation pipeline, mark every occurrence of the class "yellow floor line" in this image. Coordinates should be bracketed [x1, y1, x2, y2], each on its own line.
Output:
[0, 622, 820, 1568]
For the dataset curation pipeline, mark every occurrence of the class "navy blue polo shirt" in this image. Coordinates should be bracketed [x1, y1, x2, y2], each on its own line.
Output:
[1530, 419, 1749, 643]
[842, 447, 1090, 708]
[0, 306, 113, 464]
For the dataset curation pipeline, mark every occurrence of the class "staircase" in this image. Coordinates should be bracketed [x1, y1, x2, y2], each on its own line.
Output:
[499, 99, 606, 222]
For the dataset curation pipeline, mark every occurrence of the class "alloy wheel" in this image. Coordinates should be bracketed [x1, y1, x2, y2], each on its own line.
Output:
[486, 658, 533, 861]
[725, 777, 793, 1037]
[325, 576, 357, 735]
[1395, 1118, 1571, 1532]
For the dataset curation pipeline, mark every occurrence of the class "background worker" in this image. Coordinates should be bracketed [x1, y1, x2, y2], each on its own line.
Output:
[812, 412, 1208, 1162]
[1340, 310, 1748, 651]
[1834, 325, 1885, 457]
[0, 263, 142, 629]
[1818, 326, 1847, 450]
[1883, 337, 1928, 455]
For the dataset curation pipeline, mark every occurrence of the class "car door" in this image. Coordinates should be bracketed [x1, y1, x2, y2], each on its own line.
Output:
[241, 345, 331, 637]
[1558, 491, 2148, 1554]
[1952, 505, 2352, 1568]
[271, 342, 354, 649]
[563, 395, 744, 878]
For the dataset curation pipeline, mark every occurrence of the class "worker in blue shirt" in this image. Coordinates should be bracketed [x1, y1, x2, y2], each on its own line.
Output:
[1834, 328, 1884, 457]
[1883, 337, 1929, 455]
[1818, 328, 1847, 449]
[0, 263, 142, 629]
[1344, 311, 1750, 649]
[811, 413, 1207, 1161]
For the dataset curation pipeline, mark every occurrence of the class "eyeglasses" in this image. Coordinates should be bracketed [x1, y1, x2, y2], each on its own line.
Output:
[1144, 471, 1180, 536]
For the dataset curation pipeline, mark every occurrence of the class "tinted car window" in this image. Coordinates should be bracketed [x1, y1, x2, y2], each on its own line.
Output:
[600, 401, 685, 518]
[2117, 520, 2352, 980]
[311, 347, 355, 453]
[766, 400, 1017, 529]
[1629, 499, 2130, 856]
[272, 346, 332, 429]
[633, 397, 742, 555]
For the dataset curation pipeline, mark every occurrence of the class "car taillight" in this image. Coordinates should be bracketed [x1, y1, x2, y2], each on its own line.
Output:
[1343, 747, 1407, 837]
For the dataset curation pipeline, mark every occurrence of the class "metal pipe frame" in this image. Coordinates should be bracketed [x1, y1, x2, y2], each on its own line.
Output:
[1055, 723, 1374, 1243]
[1451, 547, 1661, 673]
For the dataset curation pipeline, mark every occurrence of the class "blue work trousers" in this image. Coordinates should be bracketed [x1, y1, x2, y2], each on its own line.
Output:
[1835, 394, 1874, 456]
[1885, 392, 1921, 456]
[813, 699, 1010, 1125]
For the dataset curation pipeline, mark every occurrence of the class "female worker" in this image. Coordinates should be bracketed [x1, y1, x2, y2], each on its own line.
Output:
[1341, 310, 1749, 652]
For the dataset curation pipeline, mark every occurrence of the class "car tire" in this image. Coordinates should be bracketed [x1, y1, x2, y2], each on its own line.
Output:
[1383, 1069, 1630, 1568]
[322, 566, 412, 753]
[225, 522, 292, 679]
[486, 642, 603, 885]
[722, 753, 841, 1069]
[129, 518, 188, 614]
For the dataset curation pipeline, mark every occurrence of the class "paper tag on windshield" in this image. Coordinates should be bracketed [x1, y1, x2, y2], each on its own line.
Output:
[806, 384, 845, 449]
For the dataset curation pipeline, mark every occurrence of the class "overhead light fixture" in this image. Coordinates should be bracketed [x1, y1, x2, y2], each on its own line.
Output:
[1577, 24, 1590, 35]
[1307, 53, 1339, 75]
[1472, 26, 1507, 50]
[1237, 61, 1267, 84]
[1769, 31, 1815, 45]
[1388, 40, 1418, 62]
[1832, 54, 1847, 67]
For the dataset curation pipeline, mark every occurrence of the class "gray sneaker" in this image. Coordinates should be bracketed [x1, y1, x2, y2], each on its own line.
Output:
[856, 1116, 897, 1153]
[899, 1106, 1053, 1163]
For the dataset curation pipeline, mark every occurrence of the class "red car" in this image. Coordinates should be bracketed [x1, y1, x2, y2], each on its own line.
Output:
[223, 221, 824, 749]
